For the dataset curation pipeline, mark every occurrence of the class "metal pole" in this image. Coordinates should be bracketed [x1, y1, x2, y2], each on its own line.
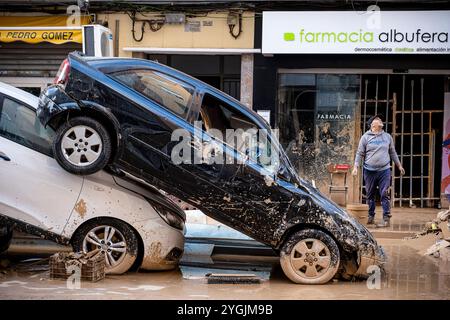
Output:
[114, 20, 120, 58]
[400, 76, 405, 207]
[391, 91, 397, 208]
[356, 75, 363, 204]
[410, 80, 414, 208]
[428, 113, 435, 206]
[420, 78, 424, 208]
[364, 79, 368, 123]
[375, 76, 379, 115]
[429, 131, 435, 206]
[386, 75, 390, 132]
[360, 79, 369, 203]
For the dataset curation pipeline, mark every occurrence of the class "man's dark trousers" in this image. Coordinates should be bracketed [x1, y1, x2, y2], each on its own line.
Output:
[363, 168, 391, 218]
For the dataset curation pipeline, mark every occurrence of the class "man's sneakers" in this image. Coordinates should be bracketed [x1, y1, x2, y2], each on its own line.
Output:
[367, 215, 391, 228]
[376, 216, 391, 228]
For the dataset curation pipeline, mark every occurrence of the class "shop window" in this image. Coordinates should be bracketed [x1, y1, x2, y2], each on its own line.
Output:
[0, 96, 55, 156]
[277, 73, 360, 187]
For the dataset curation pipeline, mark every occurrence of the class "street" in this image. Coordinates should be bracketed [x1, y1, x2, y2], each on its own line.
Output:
[1, 237, 449, 300]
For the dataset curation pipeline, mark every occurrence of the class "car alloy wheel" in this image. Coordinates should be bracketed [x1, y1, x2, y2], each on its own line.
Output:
[82, 225, 127, 268]
[72, 218, 139, 274]
[62, 125, 103, 166]
[280, 229, 340, 284]
[53, 116, 112, 175]
[289, 238, 332, 279]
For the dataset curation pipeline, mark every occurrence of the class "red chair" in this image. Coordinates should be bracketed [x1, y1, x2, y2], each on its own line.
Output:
[327, 164, 351, 206]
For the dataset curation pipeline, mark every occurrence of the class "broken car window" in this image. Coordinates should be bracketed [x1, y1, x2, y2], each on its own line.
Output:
[0, 96, 55, 156]
[199, 93, 275, 170]
[111, 69, 194, 119]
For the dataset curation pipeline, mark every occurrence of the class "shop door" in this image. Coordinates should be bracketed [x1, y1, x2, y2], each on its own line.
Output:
[360, 74, 445, 208]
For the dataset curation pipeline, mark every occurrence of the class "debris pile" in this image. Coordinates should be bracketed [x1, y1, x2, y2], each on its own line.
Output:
[49, 251, 105, 282]
[407, 209, 450, 259]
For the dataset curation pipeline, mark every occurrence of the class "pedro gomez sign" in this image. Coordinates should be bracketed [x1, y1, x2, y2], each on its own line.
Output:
[262, 11, 450, 54]
[0, 29, 82, 44]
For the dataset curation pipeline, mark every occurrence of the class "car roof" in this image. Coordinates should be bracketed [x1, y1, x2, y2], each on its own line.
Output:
[79, 54, 205, 86]
[0, 81, 38, 109]
[71, 53, 271, 130]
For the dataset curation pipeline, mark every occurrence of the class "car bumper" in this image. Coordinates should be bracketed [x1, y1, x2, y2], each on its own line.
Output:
[138, 219, 185, 271]
[354, 245, 386, 278]
[37, 85, 75, 127]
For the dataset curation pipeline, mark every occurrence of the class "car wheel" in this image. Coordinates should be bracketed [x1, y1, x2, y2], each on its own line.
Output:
[53, 116, 112, 175]
[280, 229, 340, 284]
[0, 226, 12, 254]
[71, 218, 139, 274]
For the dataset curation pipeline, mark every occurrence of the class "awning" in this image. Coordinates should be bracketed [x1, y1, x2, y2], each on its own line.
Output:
[0, 15, 91, 45]
[123, 47, 261, 55]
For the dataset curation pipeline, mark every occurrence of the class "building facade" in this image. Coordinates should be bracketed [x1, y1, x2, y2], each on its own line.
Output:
[1, 0, 449, 208]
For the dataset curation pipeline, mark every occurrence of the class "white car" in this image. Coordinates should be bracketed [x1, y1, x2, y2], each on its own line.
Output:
[0, 82, 185, 274]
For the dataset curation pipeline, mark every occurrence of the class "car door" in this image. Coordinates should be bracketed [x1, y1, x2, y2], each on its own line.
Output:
[190, 90, 295, 244]
[0, 94, 83, 234]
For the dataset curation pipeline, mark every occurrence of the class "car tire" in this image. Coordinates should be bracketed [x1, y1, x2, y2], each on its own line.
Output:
[280, 229, 340, 284]
[71, 218, 139, 274]
[53, 116, 112, 175]
[0, 226, 12, 254]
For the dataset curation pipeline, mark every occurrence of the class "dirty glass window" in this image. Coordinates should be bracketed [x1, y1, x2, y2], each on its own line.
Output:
[277, 73, 360, 187]
[111, 69, 194, 118]
[0, 96, 55, 156]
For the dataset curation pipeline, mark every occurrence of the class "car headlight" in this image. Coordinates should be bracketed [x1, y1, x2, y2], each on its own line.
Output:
[152, 203, 185, 230]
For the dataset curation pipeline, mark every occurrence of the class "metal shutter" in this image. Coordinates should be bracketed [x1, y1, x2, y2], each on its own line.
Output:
[0, 41, 81, 78]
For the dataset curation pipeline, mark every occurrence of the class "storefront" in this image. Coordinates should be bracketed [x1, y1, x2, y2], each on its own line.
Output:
[0, 15, 111, 95]
[254, 10, 450, 207]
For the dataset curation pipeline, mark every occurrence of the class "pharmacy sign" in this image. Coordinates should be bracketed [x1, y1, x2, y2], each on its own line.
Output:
[262, 11, 450, 54]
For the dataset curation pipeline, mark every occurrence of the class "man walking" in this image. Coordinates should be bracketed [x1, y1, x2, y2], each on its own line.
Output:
[352, 115, 405, 227]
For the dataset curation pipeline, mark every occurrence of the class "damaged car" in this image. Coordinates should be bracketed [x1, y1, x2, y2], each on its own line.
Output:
[37, 52, 385, 284]
[0, 82, 185, 274]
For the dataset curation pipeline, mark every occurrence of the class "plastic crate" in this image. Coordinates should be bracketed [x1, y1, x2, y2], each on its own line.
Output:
[49, 251, 105, 282]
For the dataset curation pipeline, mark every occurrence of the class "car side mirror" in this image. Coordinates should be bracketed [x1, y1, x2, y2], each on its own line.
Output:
[277, 163, 291, 181]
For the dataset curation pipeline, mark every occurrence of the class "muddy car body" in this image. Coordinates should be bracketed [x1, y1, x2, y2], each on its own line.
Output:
[38, 52, 385, 284]
[0, 82, 185, 274]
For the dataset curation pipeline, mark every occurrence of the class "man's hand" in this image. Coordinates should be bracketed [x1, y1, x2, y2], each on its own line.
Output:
[398, 165, 405, 176]
[352, 167, 358, 176]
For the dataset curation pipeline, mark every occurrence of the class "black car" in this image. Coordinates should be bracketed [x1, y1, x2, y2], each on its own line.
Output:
[38, 52, 385, 284]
